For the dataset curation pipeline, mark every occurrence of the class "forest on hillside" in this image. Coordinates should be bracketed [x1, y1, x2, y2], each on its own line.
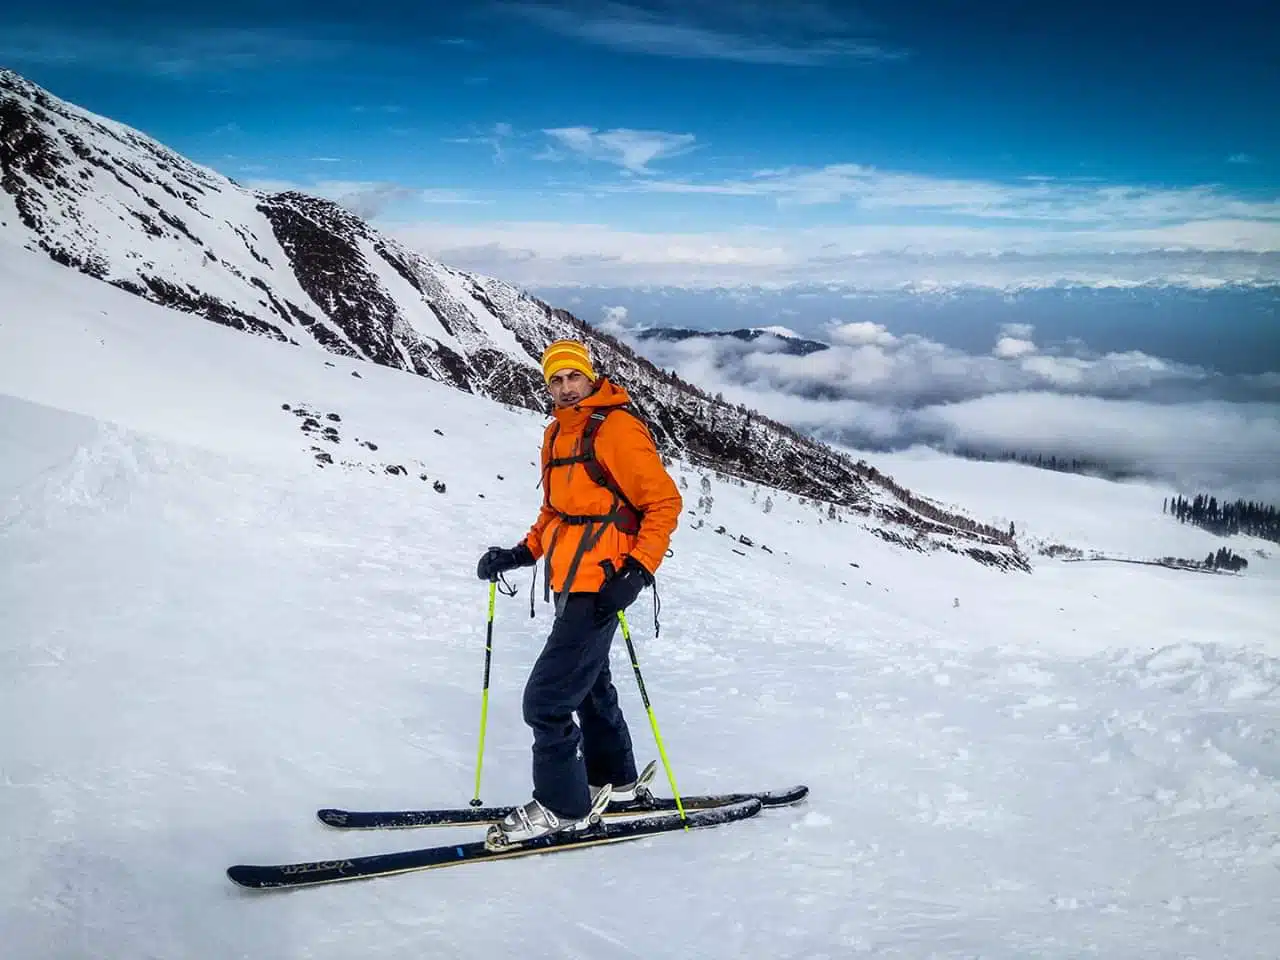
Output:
[953, 447, 1141, 481]
[1164, 494, 1280, 545]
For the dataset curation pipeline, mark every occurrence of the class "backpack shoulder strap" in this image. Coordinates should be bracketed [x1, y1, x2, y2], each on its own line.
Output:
[538, 420, 561, 503]
[580, 405, 643, 519]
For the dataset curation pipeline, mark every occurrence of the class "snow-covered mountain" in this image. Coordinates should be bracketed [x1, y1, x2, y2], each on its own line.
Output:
[0, 67, 1024, 571]
[0, 67, 552, 405]
[635, 325, 831, 357]
[3, 218, 1279, 959]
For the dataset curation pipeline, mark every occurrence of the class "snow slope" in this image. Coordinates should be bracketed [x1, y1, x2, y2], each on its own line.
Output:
[2, 247, 1279, 958]
[868, 444, 1274, 565]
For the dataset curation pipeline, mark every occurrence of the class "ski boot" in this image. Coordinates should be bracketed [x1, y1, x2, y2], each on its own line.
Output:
[590, 760, 657, 806]
[484, 784, 612, 851]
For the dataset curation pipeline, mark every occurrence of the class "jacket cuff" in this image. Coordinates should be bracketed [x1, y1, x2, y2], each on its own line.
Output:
[626, 554, 655, 584]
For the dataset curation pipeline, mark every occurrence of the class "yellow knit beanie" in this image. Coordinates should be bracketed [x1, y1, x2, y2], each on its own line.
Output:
[540, 339, 597, 383]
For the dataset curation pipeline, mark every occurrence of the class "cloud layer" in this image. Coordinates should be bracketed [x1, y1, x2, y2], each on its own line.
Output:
[624, 320, 1280, 500]
[502, 0, 904, 65]
[623, 165, 1280, 223]
[0, 25, 343, 76]
[399, 219, 1280, 291]
[402, 129, 1280, 291]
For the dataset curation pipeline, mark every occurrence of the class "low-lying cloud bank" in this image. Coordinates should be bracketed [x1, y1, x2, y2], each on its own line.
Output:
[624, 321, 1280, 501]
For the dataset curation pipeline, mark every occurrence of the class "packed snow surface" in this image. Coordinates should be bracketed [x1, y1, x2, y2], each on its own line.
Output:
[2, 244, 1279, 958]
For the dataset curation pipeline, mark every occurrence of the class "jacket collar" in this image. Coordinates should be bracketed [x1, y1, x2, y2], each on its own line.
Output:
[551, 377, 631, 431]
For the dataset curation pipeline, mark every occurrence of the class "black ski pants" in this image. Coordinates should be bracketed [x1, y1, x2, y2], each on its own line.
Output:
[523, 593, 638, 819]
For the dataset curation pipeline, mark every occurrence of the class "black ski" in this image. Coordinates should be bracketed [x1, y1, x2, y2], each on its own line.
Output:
[228, 798, 763, 890]
[316, 784, 808, 830]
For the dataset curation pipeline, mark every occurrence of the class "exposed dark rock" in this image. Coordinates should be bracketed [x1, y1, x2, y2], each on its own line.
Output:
[111, 274, 290, 339]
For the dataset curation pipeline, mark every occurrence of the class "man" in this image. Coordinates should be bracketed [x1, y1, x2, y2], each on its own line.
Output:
[475, 338, 682, 846]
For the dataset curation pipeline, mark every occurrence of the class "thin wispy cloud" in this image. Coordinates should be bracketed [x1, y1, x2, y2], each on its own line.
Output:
[446, 122, 516, 162]
[502, 1, 904, 65]
[543, 126, 697, 174]
[618, 164, 1280, 224]
[0, 26, 344, 76]
[1227, 153, 1258, 165]
[247, 179, 486, 217]
[417, 188, 485, 205]
[330, 183, 487, 216]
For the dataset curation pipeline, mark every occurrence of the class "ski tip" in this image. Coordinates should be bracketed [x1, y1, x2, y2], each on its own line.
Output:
[760, 785, 809, 806]
[226, 866, 269, 890]
[317, 809, 349, 827]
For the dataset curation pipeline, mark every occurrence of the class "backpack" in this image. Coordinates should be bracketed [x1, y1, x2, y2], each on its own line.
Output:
[535, 403, 665, 634]
[541, 403, 648, 536]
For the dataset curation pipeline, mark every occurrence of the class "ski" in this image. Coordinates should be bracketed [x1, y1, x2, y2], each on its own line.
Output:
[316, 783, 809, 830]
[228, 797, 763, 890]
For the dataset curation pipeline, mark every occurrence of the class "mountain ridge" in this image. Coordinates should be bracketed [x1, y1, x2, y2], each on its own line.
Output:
[0, 67, 1026, 571]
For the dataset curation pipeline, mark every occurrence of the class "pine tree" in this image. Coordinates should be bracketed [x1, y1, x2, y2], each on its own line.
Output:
[1164, 491, 1279, 544]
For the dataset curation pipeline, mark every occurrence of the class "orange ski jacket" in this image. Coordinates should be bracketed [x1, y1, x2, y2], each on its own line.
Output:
[522, 378, 682, 599]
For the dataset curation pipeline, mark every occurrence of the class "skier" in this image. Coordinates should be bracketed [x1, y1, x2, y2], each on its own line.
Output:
[475, 338, 682, 845]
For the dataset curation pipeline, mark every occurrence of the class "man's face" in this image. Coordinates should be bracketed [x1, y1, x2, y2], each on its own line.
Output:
[547, 369, 593, 408]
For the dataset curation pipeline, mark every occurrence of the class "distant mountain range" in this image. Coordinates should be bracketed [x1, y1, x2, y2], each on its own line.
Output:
[635, 326, 830, 357]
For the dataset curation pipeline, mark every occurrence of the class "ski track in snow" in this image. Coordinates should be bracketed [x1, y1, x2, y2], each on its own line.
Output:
[2, 249, 1280, 958]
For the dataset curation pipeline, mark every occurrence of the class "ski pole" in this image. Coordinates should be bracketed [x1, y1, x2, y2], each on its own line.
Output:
[470, 577, 497, 807]
[617, 610, 687, 827]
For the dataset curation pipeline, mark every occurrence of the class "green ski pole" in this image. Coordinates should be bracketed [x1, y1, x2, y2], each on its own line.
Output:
[470, 578, 497, 807]
[618, 610, 687, 827]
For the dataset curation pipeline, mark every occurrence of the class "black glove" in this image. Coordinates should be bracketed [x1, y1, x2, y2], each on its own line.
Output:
[596, 556, 653, 616]
[476, 542, 535, 581]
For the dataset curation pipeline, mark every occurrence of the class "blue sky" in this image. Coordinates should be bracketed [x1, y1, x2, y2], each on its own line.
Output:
[4, 1, 1279, 494]
[5, 0, 1278, 295]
